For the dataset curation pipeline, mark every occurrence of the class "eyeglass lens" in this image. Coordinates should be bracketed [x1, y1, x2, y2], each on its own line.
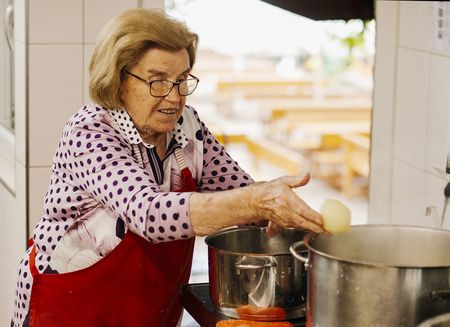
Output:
[150, 79, 198, 97]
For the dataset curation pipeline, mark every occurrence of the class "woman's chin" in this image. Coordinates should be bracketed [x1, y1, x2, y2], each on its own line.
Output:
[140, 124, 175, 139]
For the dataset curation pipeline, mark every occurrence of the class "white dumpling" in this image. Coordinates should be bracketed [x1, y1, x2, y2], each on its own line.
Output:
[321, 199, 351, 234]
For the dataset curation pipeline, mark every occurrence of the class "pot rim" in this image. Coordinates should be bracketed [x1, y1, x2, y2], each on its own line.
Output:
[205, 226, 303, 256]
[302, 224, 450, 268]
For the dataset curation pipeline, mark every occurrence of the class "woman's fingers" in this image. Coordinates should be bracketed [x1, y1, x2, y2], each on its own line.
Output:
[301, 221, 326, 234]
[278, 173, 311, 189]
[266, 221, 283, 237]
[287, 205, 326, 233]
[255, 174, 328, 234]
[298, 200, 323, 226]
[267, 217, 324, 236]
[265, 173, 328, 234]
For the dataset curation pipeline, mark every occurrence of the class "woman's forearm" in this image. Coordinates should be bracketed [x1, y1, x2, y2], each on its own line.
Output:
[189, 185, 263, 236]
[189, 174, 326, 236]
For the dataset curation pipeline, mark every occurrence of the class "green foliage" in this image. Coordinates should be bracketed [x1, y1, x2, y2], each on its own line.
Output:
[329, 19, 373, 66]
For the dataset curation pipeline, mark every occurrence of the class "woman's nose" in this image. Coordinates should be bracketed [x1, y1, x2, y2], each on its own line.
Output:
[164, 85, 182, 102]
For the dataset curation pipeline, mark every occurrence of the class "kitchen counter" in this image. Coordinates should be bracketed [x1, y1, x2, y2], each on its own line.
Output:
[180, 283, 307, 327]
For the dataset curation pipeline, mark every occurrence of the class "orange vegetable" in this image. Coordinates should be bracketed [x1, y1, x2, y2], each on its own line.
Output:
[216, 319, 293, 327]
[236, 305, 286, 321]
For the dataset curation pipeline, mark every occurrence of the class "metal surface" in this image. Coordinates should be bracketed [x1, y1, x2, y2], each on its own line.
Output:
[417, 312, 450, 327]
[290, 225, 450, 327]
[205, 226, 307, 320]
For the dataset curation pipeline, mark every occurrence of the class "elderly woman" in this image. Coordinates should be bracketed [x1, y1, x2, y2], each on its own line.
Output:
[13, 8, 325, 327]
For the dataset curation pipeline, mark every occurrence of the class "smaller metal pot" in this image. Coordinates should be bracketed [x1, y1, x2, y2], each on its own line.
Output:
[205, 226, 307, 320]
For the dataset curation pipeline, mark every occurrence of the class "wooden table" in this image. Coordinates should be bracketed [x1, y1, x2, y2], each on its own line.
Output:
[287, 120, 370, 136]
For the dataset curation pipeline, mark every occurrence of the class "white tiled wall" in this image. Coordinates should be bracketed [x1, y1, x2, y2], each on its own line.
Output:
[397, 1, 433, 51]
[370, 1, 450, 226]
[83, 44, 94, 104]
[368, 0, 398, 223]
[427, 55, 450, 176]
[393, 47, 429, 169]
[28, 44, 84, 166]
[29, 0, 83, 44]
[0, 0, 164, 324]
[84, 0, 138, 43]
[143, 0, 165, 9]
[14, 41, 27, 165]
[391, 161, 428, 226]
[426, 173, 449, 229]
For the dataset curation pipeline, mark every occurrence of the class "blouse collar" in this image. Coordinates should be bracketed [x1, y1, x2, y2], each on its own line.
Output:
[108, 108, 188, 149]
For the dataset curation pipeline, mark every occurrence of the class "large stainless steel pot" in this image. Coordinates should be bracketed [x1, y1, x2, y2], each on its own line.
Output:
[290, 225, 450, 327]
[205, 226, 307, 320]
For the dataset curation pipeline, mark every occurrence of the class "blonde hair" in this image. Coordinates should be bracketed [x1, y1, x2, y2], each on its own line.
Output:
[89, 8, 198, 109]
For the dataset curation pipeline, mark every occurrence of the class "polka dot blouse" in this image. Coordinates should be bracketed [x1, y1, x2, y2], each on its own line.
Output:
[12, 103, 254, 326]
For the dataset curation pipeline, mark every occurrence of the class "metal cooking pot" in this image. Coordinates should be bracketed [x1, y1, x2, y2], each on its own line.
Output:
[205, 226, 307, 320]
[290, 224, 450, 327]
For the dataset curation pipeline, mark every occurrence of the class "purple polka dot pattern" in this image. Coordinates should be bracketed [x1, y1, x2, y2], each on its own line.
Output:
[12, 103, 253, 326]
[108, 108, 189, 150]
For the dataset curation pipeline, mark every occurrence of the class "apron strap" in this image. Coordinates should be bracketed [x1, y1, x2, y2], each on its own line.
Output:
[132, 144, 145, 169]
[27, 237, 34, 249]
[29, 245, 39, 277]
[174, 147, 187, 170]
[174, 148, 197, 192]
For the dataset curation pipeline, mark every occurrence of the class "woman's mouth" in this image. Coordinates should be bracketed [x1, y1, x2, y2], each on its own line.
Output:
[157, 108, 178, 115]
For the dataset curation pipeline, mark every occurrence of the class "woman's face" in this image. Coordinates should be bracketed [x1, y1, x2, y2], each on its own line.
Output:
[120, 48, 190, 144]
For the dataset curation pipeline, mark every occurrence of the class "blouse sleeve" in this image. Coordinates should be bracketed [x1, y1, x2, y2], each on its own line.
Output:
[64, 106, 194, 243]
[189, 106, 255, 192]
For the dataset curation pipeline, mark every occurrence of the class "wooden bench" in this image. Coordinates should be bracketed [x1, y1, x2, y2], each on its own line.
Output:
[217, 79, 318, 98]
[272, 119, 371, 155]
[215, 78, 330, 117]
[207, 102, 372, 188]
[244, 136, 303, 175]
[270, 104, 372, 125]
[268, 103, 371, 151]
[209, 127, 303, 176]
[307, 133, 370, 198]
[267, 104, 371, 195]
[210, 128, 370, 196]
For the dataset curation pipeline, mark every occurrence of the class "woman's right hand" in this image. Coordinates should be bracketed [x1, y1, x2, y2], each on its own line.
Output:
[251, 173, 326, 234]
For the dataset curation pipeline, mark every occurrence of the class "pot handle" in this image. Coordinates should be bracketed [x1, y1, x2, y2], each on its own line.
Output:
[235, 262, 276, 270]
[289, 241, 310, 270]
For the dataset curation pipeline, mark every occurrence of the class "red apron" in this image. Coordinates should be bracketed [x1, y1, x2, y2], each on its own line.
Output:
[28, 167, 197, 327]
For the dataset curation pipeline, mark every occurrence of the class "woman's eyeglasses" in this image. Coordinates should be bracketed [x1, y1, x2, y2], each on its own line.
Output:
[125, 70, 199, 97]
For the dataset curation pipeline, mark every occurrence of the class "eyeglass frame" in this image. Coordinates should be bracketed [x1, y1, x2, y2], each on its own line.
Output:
[124, 70, 200, 97]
